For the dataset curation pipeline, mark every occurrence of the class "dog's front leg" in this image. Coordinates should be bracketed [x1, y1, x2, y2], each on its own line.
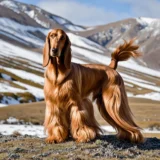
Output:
[44, 101, 69, 143]
[70, 100, 97, 142]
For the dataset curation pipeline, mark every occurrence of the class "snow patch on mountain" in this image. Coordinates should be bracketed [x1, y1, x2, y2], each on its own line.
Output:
[35, 17, 50, 28]
[120, 73, 155, 85]
[0, 18, 50, 47]
[135, 92, 160, 101]
[0, 124, 45, 137]
[52, 16, 85, 31]
[136, 17, 160, 25]
[0, 39, 43, 64]
[1, 66, 44, 85]
[1, 96, 20, 105]
[53, 16, 69, 25]
[0, 0, 20, 13]
[0, 83, 24, 93]
[136, 17, 160, 37]
[0, 104, 7, 107]
[67, 33, 104, 53]
[65, 24, 85, 31]
[1, 73, 12, 81]
[120, 62, 160, 78]
[14, 82, 44, 100]
[25, 10, 35, 18]
[0, 39, 44, 105]
[25, 10, 50, 28]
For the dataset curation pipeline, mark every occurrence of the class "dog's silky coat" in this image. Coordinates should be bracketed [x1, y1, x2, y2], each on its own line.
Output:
[43, 29, 144, 143]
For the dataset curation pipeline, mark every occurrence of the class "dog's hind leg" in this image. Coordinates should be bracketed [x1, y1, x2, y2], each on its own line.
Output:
[96, 95, 123, 133]
[100, 69, 144, 143]
[70, 98, 100, 142]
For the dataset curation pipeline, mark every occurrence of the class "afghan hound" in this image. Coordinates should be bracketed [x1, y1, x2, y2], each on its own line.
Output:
[43, 29, 144, 143]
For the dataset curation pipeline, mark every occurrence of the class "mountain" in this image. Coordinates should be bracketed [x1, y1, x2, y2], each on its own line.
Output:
[0, 0, 160, 107]
[0, 0, 88, 49]
[0, 0, 86, 31]
[77, 17, 160, 71]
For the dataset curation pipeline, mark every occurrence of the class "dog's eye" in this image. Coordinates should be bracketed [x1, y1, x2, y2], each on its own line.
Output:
[51, 34, 56, 38]
[60, 36, 64, 40]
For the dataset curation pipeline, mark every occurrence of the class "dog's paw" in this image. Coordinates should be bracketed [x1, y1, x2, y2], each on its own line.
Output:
[76, 137, 90, 143]
[46, 137, 55, 144]
[73, 126, 96, 143]
[46, 136, 66, 144]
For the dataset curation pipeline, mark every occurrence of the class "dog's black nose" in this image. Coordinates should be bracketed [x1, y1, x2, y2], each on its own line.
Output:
[52, 48, 58, 53]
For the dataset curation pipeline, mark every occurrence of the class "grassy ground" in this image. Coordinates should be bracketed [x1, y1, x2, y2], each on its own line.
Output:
[0, 97, 160, 137]
[0, 134, 160, 160]
[95, 97, 160, 129]
[0, 101, 45, 125]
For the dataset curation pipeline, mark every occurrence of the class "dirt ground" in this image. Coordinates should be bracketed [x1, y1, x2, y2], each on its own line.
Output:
[0, 134, 160, 160]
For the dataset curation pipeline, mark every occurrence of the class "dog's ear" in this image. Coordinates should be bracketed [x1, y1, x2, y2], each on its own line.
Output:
[43, 32, 51, 67]
[62, 34, 71, 69]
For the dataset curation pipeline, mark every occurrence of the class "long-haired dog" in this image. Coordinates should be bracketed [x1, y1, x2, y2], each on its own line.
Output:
[43, 29, 144, 143]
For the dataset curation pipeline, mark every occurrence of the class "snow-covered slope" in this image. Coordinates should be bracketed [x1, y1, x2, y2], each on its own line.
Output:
[0, 39, 44, 105]
[1, 27, 160, 107]
[0, 0, 87, 31]
[0, 19, 106, 106]
[0, 0, 160, 107]
[0, 18, 48, 47]
[78, 17, 160, 71]
[0, 0, 20, 13]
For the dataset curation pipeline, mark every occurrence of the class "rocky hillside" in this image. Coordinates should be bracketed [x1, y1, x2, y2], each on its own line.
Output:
[0, 0, 160, 106]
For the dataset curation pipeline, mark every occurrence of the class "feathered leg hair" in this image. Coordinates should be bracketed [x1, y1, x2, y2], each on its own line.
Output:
[101, 70, 144, 143]
[44, 101, 69, 143]
[70, 98, 100, 142]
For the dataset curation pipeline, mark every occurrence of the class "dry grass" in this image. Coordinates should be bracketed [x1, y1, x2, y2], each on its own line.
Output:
[0, 97, 159, 138]
[0, 101, 45, 124]
[94, 97, 160, 129]
[143, 133, 160, 139]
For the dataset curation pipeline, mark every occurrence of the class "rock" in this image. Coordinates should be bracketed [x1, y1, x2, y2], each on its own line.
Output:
[8, 153, 20, 159]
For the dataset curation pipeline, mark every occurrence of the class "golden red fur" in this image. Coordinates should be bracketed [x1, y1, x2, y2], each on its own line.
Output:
[43, 29, 144, 143]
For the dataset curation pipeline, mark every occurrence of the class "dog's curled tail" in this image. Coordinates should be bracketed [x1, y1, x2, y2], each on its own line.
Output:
[109, 39, 141, 70]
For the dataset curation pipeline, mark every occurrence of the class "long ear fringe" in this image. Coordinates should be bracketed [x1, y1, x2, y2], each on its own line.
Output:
[63, 35, 71, 69]
[43, 32, 50, 67]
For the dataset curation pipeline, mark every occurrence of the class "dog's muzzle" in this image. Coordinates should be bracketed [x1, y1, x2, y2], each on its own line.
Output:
[51, 48, 59, 57]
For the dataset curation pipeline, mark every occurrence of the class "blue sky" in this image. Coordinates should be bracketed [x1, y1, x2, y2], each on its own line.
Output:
[16, 0, 160, 26]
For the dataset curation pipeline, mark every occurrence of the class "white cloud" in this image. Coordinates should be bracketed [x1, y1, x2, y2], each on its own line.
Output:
[38, 0, 130, 26]
[117, 0, 160, 18]
[38, 0, 160, 26]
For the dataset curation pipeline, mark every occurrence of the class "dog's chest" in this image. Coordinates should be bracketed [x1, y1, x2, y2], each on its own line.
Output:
[44, 80, 73, 102]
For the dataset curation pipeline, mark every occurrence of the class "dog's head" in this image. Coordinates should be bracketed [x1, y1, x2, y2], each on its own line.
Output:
[43, 29, 71, 69]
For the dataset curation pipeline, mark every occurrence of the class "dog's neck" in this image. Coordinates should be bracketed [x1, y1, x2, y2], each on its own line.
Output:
[46, 57, 70, 84]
